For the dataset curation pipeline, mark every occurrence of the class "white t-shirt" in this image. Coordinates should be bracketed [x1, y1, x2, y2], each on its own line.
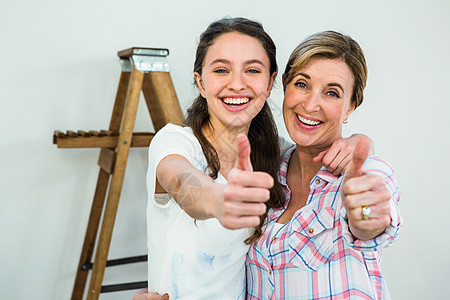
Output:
[146, 123, 252, 299]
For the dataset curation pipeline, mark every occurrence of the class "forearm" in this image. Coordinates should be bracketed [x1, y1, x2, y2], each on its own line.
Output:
[156, 155, 223, 220]
[172, 172, 223, 220]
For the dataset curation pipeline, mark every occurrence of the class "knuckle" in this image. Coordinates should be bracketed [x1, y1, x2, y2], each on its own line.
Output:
[223, 187, 233, 200]
[254, 189, 269, 202]
[351, 210, 361, 221]
[373, 176, 385, 185]
[222, 201, 233, 214]
[222, 218, 231, 229]
[345, 194, 356, 207]
[329, 161, 338, 170]
[380, 216, 390, 228]
[224, 187, 240, 201]
[341, 181, 351, 194]
[345, 181, 357, 194]
[334, 139, 344, 147]
[258, 172, 273, 187]
[347, 209, 356, 220]
[229, 171, 243, 184]
[382, 189, 391, 200]
[263, 189, 271, 201]
[249, 217, 260, 227]
[344, 144, 353, 152]
[381, 202, 391, 214]
[223, 218, 236, 230]
[259, 203, 267, 214]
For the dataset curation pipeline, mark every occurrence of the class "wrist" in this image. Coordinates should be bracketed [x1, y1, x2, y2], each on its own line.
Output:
[203, 182, 224, 220]
[350, 223, 385, 241]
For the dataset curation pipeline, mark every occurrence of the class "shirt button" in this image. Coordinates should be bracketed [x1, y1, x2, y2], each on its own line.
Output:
[309, 228, 314, 234]
[315, 179, 321, 185]
[271, 236, 276, 241]
[269, 269, 272, 275]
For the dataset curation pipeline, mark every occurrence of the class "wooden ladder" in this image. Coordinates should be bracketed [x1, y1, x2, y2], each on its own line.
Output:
[53, 47, 184, 300]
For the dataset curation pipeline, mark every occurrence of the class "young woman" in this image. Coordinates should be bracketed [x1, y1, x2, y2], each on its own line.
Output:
[136, 19, 369, 300]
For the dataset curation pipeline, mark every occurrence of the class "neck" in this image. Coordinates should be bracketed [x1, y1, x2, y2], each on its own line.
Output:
[292, 144, 330, 183]
[202, 122, 250, 172]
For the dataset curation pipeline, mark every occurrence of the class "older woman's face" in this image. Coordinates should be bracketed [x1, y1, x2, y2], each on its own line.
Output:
[283, 57, 355, 150]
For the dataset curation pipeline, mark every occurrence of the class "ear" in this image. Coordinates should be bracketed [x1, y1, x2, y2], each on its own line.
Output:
[194, 72, 206, 98]
[282, 74, 287, 93]
[266, 72, 277, 98]
[344, 102, 356, 121]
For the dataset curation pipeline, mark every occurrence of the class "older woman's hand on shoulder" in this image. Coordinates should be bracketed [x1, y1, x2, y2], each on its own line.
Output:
[341, 136, 391, 241]
[313, 134, 374, 176]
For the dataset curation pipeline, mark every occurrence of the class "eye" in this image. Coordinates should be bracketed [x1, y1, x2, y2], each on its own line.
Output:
[294, 81, 307, 88]
[247, 68, 261, 74]
[326, 90, 340, 98]
[214, 68, 228, 74]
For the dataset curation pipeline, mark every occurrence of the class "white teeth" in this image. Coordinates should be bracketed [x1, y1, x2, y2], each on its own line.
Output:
[222, 97, 250, 105]
[297, 114, 321, 126]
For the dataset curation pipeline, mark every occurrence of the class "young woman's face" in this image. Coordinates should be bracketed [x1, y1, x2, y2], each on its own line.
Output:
[283, 57, 355, 150]
[194, 31, 275, 133]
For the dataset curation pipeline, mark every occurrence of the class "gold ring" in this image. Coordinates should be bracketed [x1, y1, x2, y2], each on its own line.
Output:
[362, 205, 371, 220]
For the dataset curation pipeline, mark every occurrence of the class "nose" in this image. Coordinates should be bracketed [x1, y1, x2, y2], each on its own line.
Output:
[302, 92, 320, 113]
[227, 71, 246, 91]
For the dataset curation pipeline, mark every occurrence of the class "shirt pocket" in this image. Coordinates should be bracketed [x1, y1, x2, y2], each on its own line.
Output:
[288, 206, 336, 271]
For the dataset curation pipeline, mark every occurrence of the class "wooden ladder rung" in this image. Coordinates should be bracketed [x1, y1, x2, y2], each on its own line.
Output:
[53, 131, 154, 148]
[100, 281, 148, 293]
[100, 130, 118, 137]
[77, 130, 90, 137]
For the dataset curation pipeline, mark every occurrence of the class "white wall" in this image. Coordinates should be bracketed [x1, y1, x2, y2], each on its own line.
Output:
[1, 0, 449, 299]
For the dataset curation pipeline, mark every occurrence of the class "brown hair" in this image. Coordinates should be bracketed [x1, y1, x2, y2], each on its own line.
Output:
[184, 17, 284, 244]
[284, 30, 368, 109]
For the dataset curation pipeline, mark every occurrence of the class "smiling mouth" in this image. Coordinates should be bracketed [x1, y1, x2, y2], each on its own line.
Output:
[296, 114, 322, 126]
[221, 97, 251, 106]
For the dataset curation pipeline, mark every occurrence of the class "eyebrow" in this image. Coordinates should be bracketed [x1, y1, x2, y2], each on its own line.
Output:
[209, 58, 265, 67]
[296, 72, 345, 93]
[296, 72, 311, 79]
[328, 82, 345, 93]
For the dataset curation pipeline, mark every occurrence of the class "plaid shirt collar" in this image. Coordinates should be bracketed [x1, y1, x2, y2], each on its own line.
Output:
[268, 146, 340, 223]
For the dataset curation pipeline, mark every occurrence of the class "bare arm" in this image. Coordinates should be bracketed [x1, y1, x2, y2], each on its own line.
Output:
[156, 154, 222, 220]
[155, 134, 273, 229]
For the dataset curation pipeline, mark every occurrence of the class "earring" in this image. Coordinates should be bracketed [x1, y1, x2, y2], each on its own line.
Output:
[343, 120, 348, 124]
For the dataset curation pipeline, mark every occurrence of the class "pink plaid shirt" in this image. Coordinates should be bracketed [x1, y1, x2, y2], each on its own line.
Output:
[246, 146, 402, 299]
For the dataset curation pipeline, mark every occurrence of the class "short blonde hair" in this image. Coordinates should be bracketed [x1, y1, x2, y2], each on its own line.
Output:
[284, 31, 368, 109]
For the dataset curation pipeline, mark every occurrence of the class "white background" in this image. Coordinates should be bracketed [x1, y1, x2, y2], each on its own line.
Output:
[1, 0, 449, 299]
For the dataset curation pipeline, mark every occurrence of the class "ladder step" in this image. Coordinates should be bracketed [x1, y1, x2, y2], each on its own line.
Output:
[53, 131, 154, 148]
[101, 281, 147, 293]
[82, 255, 148, 270]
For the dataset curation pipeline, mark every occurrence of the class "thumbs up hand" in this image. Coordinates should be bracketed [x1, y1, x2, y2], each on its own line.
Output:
[218, 134, 274, 230]
[341, 136, 391, 241]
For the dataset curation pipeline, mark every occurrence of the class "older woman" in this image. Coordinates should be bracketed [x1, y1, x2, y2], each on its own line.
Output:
[246, 31, 402, 299]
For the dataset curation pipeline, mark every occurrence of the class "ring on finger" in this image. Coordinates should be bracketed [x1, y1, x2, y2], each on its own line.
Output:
[362, 205, 371, 220]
